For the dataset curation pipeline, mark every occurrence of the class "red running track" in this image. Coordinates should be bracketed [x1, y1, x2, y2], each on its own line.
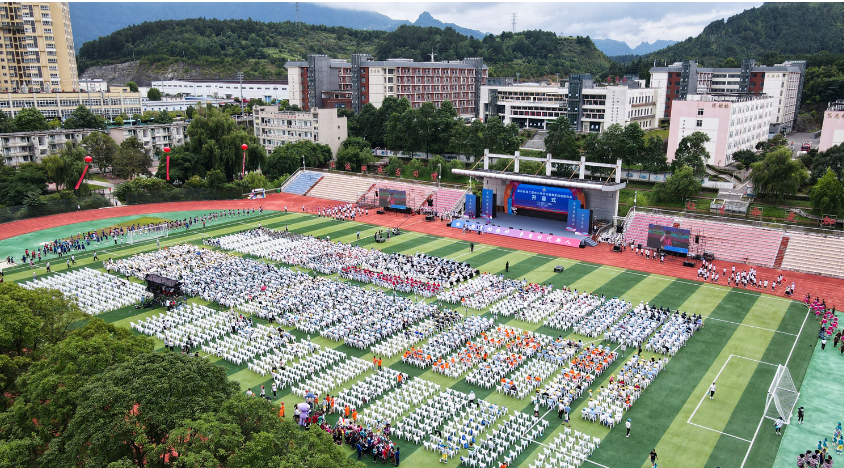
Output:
[2, 192, 840, 308]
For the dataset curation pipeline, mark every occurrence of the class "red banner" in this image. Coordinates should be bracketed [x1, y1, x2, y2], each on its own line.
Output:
[74, 165, 89, 190]
[166, 154, 170, 181]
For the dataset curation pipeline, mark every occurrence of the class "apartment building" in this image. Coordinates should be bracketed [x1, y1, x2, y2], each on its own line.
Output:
[650, 59, 806, 134]
[0, 2, 78, 93]
[78, 78, 106, 92]
[481, 77, 665, 132]
[818, 100, 844, 152]
[1, 127, 98, 165]
[108, 121, 189, 156]
[150, 79, 289, 102]
[0, 88, 142, 119]
[666, 94, 776, 167]
[285, 54, 488, 117]
[252, 105, 347, 156]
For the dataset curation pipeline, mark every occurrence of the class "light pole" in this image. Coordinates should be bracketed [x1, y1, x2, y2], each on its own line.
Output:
[302, 155, 306, 171]
[241, 143, 248, 179]
[437, 163, 441, 189]
[237, 72, 244, 116]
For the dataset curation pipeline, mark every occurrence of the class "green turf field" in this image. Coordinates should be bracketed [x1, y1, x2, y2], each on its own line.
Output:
[1, 210, 819, 468]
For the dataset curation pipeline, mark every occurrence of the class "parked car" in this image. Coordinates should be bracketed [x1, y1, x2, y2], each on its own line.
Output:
[801, 141, 812, 151]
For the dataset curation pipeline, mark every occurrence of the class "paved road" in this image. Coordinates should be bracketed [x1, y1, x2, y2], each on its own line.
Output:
[785, 131, 820, 155]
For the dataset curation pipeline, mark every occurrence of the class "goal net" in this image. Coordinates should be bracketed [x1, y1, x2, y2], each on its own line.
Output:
[764, 364, 800, 425]
[127, 223, 170, 245]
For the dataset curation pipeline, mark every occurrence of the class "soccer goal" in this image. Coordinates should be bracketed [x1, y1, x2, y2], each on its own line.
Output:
[764, 364, 800, 425]
[127, 223, 170, 245]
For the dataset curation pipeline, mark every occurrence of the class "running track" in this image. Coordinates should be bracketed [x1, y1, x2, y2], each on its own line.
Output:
[3, 192, 841, 308]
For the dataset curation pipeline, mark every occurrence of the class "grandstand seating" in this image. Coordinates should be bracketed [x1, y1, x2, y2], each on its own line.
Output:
[781, 234, 844, 278]
[367, 181, 435, 211]
[625, 211, 782, 267]
[433, 188, 467, 214]
[282, 171, 323, 195]
[306, 173, 375, 204]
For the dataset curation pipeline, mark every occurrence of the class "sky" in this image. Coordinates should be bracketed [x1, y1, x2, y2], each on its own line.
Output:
[322, 1, 764, 47]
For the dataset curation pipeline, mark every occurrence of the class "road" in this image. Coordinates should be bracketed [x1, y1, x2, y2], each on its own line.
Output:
[785, 131, 820, 156]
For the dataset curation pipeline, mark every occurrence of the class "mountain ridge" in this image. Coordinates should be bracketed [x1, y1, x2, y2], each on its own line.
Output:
[593, 38, 678, 57]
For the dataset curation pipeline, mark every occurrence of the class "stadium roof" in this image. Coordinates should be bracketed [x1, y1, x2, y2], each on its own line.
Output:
[451, 169, 626, 192]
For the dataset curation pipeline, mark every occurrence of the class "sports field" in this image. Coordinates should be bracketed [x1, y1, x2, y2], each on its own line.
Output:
[0, 208, 819, 468]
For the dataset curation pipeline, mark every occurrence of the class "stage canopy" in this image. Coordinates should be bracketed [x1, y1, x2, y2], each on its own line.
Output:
[144, 274, 180, 287]
[451, 169, 626, 192]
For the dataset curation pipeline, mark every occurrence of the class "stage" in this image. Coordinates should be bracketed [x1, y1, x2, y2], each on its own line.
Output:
[450, 213, 590, 248]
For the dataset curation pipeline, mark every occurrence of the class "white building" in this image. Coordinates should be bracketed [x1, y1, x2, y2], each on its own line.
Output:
[1, 128, 100, 166]
[253, 106, 347, 156]
[150, 80, 289, 102]
[819, 100, 844, 152]
[108, 122, 189, 156]
[78, 78, 108, 93]
[141, 98, 236, 113]
[481, 79, 665, 132]
[666, 94, 776, 167]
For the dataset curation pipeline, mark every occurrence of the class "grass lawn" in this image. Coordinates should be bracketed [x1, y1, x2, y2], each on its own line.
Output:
[2, 209, 817, 468]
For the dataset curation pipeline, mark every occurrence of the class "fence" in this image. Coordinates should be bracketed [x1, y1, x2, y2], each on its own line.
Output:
[119, 186, 244, 205]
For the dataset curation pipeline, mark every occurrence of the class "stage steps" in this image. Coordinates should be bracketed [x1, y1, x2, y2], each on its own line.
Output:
[582, 238, 598, 247]
[773, 236, 790, 269]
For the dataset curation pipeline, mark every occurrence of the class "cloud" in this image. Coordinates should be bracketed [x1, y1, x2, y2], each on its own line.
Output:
[319, 2, 762, 47]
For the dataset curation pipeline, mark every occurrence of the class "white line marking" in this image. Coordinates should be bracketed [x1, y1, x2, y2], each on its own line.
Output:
[739, 308, 811, 468]
[731, 355, 778, 367]
[704, 317, 797, 336]
[687, 422, 752, 443]
[687, 355, 734, 424]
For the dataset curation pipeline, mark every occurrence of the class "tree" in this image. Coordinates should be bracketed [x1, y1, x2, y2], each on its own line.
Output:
[0, 110, 16, 133]
[185, 108, 266, 180]
[544, 117, 579, 161]
[672, 131, 710, 177]
[40, 353, 237, 467]
[125, 81, 139, 92]
[0, 163, 47, 206]
[650, 165, 702, 202]
[810, 168, 844, 215]
[483, 117, 520, 155]
[263, 140, 328, 180]
[146, 87, 162, 101]
[13, 107, 49, 132]
[112, 146, 152, 179]
[809, 143, 844, 184]
[641, 134, 668, 173]
[731, 149, 759, 166]
[749, 147, 808, 201]
[82, 132, 119, 174]
[42, 141, 87, 190]
[620, 123, 646, 169]
[153, 109, 174, 124]
[62, 105, 106, 130]
[185, 105, 196, 119]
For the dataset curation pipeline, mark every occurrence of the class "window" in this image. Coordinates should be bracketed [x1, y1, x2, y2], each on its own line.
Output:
[696, 120, 702, 127]
[697, 108, 704, 116]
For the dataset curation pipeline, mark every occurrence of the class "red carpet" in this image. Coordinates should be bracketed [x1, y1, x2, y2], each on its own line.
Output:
[2, 192, 839, 308]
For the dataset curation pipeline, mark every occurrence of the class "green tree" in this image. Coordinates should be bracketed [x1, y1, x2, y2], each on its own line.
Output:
[650, 165, 702, 202]
[0, 110, 16, 133]
[62, 105, 106, 130]
[114, 116, 124, 126]
[810, 168, 844, 215]
[41, 353, 238, 468]
[185, 108, 266, 180]
[431, 100, 459, 156]
[153, 109, 174, 124]
[641, 134, 668, 173]
[672, 131, 711, 177]
[544, 117, 579, 161]
[241, 171, 268, 190]
[809, 144, 844, 184]
[749, 147, 808, 201]
[0, 163, 48, 206]
[42, 142, 87, 190]
[620, 123, 646, 169]
[82, 132, 119, 174]
[146, 87, 162, 101]
[205, 169, 226, 188]
[731, 149, 759, 166]
[125, 81, 139, 92]
[483, 116, 520, 155]
[13, 107, 49, 132]
[185, 105, 196, 119]
[112, 146, 152, 179]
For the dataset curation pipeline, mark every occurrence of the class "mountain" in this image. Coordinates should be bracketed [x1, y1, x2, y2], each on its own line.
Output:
[67, 3, 485, 50]
[593, 39, 677, 57]
[641, 2, 844, 66]
[410, 12, 486, 39]
[77, 19, 610, 84]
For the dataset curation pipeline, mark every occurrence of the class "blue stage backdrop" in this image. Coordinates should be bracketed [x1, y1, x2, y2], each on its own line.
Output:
[575, 208, 592, 234]
[566, 199, 580, 231]
[481, 189, 495, 218]
[507, 182, 582, 214]
[465, 194, 478, 218]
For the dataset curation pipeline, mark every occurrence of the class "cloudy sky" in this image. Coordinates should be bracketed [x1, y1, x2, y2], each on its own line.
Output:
[324, 2, 763, 47]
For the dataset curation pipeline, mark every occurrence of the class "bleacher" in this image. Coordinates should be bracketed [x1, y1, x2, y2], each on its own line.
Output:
[781, 234, 844, 278]
[625, 211, 782, 267]
[282, 171, 323, 195]
[306, 173, 375, 204]
[433, 188, 467, 214]
[368, 181, 435, 211]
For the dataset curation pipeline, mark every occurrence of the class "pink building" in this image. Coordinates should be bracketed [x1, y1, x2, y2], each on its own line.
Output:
[818, 101, 844, 152]
[667, 94, 775, 167]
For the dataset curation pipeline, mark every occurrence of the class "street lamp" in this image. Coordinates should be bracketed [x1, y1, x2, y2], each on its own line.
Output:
[241, 144, 248, 179]
[302, 155, 306, 171]
[437, 163, 441, 190]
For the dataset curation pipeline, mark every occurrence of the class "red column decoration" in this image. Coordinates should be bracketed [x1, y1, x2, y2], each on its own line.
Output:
[163, 146, 171, 181]
[241, 144, 248, 178]
[75, 155, 93, 190]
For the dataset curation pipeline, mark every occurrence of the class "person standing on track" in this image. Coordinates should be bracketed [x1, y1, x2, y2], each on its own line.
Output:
[626, 418, 632, 437]
[709, 382, 716, 400]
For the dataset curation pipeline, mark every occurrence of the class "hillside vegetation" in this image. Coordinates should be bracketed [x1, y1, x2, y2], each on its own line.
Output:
[77, 18, 611, 81]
